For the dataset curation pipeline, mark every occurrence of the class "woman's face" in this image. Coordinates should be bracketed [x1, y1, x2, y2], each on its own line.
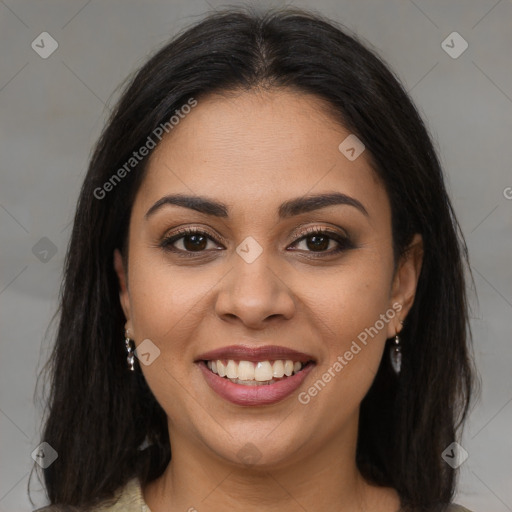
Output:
[114, 89, 422, 469]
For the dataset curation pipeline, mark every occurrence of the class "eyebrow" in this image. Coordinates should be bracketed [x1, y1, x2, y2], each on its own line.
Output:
[144, 192, 368, 220]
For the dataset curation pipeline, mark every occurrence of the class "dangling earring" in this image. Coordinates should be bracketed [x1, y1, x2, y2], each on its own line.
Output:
[390, 334, 402, 375]
[125, 330, 135, 371]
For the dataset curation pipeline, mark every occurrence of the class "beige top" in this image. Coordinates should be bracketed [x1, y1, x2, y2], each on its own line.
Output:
[94, 478, 149, 511]
[34, 479, 149, 512]
[36, 477, 475, 511]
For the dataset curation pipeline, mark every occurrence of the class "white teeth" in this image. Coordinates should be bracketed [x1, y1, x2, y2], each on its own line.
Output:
[272, 360, 285, 378]
[228, 378, 277, 385]
[254, 361, 273, 381]
[238, 360, 255, 380]
[206, 359, 307, 382]
[217, 360, 226, 377]
[226, 360, 238, 379]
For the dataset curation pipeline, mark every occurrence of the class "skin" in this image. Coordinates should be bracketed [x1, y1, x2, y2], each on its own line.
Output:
[114, 88, 423, 512]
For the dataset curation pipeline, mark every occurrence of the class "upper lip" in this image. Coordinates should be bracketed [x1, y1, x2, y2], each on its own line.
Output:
[196, 345, 315, 363]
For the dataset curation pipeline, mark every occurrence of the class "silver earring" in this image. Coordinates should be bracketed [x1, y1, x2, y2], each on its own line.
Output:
[390, 334, 402, 375]
[125, 331, 135, 371]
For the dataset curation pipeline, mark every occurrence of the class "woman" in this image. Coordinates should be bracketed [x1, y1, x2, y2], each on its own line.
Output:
[34, 6, 477, 512]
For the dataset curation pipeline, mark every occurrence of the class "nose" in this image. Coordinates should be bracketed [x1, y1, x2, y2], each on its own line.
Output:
[214, 251, 297, 330]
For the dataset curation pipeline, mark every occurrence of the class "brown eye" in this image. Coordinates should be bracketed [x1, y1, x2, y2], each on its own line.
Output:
[290, 228, 354, 255]
[181, 233, 208, 251]
[303, 234, 331, 252]
[160, 228, 222, 254]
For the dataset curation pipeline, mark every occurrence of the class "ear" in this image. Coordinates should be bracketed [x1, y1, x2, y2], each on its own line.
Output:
[113, 248, 132, 329]
[387, 233, 423, 338]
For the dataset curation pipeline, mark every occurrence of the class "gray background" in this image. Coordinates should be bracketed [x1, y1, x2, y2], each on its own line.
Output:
[1, 0, 511, 510]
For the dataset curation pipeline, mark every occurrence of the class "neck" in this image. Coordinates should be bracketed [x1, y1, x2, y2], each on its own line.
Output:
[143, 415, 398, 512]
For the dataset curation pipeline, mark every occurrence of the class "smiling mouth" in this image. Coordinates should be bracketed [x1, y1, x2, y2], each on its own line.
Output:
[202, 359, 315, 386]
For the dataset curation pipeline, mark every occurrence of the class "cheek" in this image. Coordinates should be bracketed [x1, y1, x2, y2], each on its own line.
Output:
[127, 250, 215, 340]
[125, 253, 210, 420]
[305, 255, 393, 393]
[308, 258, 393, 342]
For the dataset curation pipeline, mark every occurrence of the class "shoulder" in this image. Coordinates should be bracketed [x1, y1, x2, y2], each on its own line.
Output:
[33, 478, 150, 512]
[424, 505, 475, 512]
[445, 505, 475, 512]
[394, 504, 476, 512]
[93, 478, 149, 511]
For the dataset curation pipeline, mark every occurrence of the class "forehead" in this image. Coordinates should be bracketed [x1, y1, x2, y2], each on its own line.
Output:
[134, 89, 388, 220]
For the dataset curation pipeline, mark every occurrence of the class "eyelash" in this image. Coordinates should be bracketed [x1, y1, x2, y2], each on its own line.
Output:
[158, 226, 354, 258]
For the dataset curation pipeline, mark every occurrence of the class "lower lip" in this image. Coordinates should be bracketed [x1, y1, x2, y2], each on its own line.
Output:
[197, 361, 315, 406]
